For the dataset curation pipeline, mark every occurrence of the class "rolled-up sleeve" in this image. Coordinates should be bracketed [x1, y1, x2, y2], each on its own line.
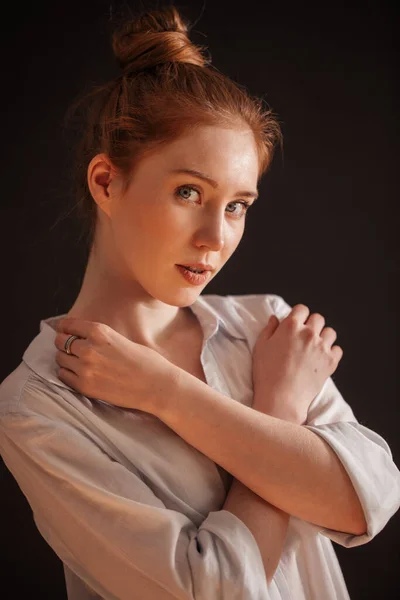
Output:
[268, 293, 400, 548]
[0, 383, 271, 600]
[304, 418, 400, 547]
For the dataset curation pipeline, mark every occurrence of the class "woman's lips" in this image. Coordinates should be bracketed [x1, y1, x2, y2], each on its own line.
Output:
[175, 265, 211, 285]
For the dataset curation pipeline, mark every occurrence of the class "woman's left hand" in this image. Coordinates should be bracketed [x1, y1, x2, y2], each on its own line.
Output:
[54, 317, 179, 413]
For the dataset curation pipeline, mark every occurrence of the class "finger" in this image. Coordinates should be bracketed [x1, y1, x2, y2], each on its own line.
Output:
[263, 315, 280, 340]
[331, 345, 344, 362]
[55, 317, 95, 338]
[288, 304, 310, 324]
[57, 366, 81, 391]
[306, 313, 325, 335]
[55, 349, 80, 375]
[54, 332, 85, 357]
[320, 327, 337, 347]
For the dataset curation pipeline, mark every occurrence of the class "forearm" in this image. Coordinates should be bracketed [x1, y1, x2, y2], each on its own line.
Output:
[154, 369, 366, 535]
[223, 478, 289, 585]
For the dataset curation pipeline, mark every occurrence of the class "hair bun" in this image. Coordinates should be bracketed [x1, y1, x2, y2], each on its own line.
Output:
[111, 6, 209, 73]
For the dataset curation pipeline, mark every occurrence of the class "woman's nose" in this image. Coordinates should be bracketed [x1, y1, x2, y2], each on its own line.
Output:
[193, 213, 225, 251]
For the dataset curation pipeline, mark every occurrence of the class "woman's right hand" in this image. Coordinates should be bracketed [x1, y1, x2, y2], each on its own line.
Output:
[251, 304, 343, 425]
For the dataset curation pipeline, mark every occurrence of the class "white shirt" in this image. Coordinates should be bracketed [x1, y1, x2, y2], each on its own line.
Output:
[1, 293, 399, 600]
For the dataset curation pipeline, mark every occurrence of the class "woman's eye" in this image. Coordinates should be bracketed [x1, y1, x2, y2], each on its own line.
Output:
[176, 185, 200, 202]
[226, 201, 251, 218]
[174, 184, 251, 219]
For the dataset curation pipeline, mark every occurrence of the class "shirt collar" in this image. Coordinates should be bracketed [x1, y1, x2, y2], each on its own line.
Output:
[22, 295, 246, 390]
[190, 294, 246, 342]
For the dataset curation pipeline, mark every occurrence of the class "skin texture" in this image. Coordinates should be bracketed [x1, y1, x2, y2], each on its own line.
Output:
[66, 124, 260, 351]
[55, 122, 343, 419]
[53, 124, 365, 585]
[252, 306, 342, 424]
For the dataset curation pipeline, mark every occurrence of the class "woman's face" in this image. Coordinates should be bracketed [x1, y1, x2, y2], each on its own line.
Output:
[94, 125, 260, 306]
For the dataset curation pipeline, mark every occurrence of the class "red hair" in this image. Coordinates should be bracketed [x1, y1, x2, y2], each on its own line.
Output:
[64, 5, 282, 247]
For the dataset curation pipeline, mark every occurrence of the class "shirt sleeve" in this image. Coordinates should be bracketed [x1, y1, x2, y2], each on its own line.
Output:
[0, 377, 272, 600]
[268, 293, 400, 548]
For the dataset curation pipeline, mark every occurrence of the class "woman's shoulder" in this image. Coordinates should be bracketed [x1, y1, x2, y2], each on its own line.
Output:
[0, 362, 62, 420]
[0, 314, 85, 421]
[0, 361, 33, 417]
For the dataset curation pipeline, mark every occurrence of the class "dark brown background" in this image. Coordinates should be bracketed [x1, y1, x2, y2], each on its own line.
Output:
[1, 1, 399, 598]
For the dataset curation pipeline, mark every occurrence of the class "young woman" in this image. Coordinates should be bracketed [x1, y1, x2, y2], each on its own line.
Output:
[1, 5, 399, 600]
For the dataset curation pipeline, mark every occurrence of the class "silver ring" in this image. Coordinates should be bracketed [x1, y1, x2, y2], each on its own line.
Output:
[64, 335, 80, 355]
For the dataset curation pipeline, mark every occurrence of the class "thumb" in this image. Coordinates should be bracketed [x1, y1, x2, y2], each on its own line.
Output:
[263, 315, 280, 340]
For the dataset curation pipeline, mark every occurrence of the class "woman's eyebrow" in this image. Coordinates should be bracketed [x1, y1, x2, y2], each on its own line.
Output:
[170, 168, 258, 200]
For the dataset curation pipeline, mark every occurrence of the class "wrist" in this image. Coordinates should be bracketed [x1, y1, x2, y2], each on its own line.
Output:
[146, 356, 183, 418]
[253, 394, 306, 425]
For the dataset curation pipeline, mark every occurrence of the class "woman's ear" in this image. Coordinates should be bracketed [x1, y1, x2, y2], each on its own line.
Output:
[87, 153, 121, 218]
